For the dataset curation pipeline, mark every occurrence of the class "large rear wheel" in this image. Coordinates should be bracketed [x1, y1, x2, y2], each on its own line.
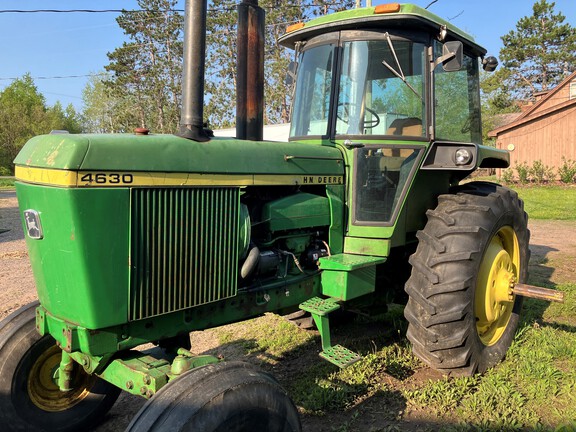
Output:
[404, 182, 530, 376]
[126, 361, 301, 432]
[0, 302, 121, 431]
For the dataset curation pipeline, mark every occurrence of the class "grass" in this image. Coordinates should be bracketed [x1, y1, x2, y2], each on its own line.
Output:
[0, 177, 15, 189]
[215, 313, 315, 360]
[465, 176, 576, 221]
[401, 283, 576, 429]
[514, 185, 576, 221]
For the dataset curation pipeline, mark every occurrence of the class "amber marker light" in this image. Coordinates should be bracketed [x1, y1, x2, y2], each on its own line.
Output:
[374, 3, 401, 14]
[286, 22, 305, 33]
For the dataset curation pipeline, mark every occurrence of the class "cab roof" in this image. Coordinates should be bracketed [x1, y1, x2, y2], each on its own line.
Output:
[278, 3, 486, 57]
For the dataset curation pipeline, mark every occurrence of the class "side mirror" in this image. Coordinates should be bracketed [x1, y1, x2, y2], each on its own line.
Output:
[441, 41, 463, 72]
[482, 56, 498, 72]
[285, 61, 298, 86]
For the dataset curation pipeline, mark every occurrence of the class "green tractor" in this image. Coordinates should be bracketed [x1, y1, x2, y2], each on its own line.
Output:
[1, 1, 563, 431]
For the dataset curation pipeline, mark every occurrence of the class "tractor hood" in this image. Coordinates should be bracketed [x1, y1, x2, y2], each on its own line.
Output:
[14, 133, 344, 187]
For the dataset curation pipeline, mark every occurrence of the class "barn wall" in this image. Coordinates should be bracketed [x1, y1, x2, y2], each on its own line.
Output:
[530, 84, 573, 116]
[496, 104, 576, 177]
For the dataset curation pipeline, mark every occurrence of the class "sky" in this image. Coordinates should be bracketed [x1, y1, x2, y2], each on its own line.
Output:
[1, 0, 575, 111]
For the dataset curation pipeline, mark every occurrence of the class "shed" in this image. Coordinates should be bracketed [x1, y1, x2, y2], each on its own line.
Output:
[488, 71, 576, 178]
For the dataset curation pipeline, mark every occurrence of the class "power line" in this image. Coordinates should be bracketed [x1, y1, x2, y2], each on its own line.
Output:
[0, 73, 108, 82]
[0, 3, 346, 14]
[0, 9, 184, 14]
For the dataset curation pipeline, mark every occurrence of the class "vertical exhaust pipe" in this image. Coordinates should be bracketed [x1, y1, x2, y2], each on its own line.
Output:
[179, 0, 210, 142]
[236, 0, 265, 141]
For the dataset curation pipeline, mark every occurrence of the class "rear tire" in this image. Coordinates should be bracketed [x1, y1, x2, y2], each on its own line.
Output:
[0, 302, 121, 431]
[126, 361, 301, 432]
[404, 182, 530, 376]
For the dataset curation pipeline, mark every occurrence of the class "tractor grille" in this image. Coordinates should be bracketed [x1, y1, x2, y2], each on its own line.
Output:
[129, 187, 240, 321]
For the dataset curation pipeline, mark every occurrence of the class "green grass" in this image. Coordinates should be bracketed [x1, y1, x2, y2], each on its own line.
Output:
[215, 313, 315, 359]
[465, 179, 576, 220]
[0, 177, 15, 189]
[513, 185, 576, 220]
[402, 284, 576, 430]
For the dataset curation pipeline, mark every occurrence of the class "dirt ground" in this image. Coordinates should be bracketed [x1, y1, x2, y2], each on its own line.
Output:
[1, 189, 575, 431]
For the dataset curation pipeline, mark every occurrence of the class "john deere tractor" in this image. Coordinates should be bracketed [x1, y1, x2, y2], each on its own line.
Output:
[1, 1, 563, 431]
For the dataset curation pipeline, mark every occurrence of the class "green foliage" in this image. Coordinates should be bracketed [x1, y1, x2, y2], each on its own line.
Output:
[81, 73, 124, 133]
[204, 0, 355, 128]
[405, 376, 479, 414]
[515, 161, 530, 184]
[94, 1, 355, 130]
[557, 157, 576, 184]
[104, 0, 183, 133]
[0, 176, 14, 189]
[501, 168, 514, 184]
[529, 159, 555, 184]
[0, 74, 81, 173]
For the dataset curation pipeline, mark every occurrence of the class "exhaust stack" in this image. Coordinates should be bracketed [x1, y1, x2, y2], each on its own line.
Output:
[236, 0, 265, 141]
[179, 0, 210, 142]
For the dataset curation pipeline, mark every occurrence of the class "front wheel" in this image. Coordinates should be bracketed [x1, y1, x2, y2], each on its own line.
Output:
[404, 182, 530, 376]
[0, 302, 121, 431]
[127, 361, 301, 432]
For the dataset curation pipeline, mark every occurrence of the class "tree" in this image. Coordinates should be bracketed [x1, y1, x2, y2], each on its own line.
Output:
[0, 74, 81, 173]
[81, 73, 137, 133]
[205, 0, 355, 128]
[204, 0, 238, 128]
[105, 0, 183, 133]
[483, 0, 576, 105]
[100, 1, 355, 130]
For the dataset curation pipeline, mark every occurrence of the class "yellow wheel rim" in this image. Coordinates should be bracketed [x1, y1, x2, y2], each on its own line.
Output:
[27, 345, 96, 412]
[475, 226, 520, 346]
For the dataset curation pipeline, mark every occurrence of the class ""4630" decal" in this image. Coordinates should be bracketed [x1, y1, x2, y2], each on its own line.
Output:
[79, 172, 134, 185]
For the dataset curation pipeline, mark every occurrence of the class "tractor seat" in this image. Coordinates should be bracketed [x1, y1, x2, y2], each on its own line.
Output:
[386, 118, 422, 136]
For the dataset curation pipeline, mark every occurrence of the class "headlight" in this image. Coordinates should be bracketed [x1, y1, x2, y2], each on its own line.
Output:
[454, 148, 472, 165]
[24, 209, 43, 239]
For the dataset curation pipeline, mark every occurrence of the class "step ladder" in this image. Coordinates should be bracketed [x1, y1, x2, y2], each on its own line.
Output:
[299, 297, 361, 368]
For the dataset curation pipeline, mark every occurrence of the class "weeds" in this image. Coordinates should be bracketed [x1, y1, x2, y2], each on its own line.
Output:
[529, 160, 555, 184]
[515, 161, 530, 184]
[505, 159, 576, 185]
[558, 157, 576, 184]
[501, 168, 514, 184]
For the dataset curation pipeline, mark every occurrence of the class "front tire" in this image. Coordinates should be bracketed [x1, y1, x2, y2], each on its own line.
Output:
[127, 361, 301, 432]
[0, 302, 121, 431]
[404, 182, 530, 376]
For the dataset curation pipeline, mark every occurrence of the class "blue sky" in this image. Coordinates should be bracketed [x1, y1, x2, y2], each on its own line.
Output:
[1, 0, 575, 111]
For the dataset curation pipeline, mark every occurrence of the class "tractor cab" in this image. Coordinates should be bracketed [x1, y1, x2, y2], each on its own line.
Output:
[280, 3, 487, 144]
[279, 3, 503, 244]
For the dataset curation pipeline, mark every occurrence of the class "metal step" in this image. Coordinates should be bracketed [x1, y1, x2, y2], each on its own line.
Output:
[299, 296, 340, 316]
[320, 344, 362, 368]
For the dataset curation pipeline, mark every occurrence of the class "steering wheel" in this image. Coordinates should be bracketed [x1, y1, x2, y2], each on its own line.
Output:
[337, 103, 381, 129]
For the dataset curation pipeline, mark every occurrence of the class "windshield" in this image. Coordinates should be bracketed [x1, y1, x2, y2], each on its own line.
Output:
[290, 43, 335, 138]
[337, 39, 426, 136]
[289, 36, 426, 139]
